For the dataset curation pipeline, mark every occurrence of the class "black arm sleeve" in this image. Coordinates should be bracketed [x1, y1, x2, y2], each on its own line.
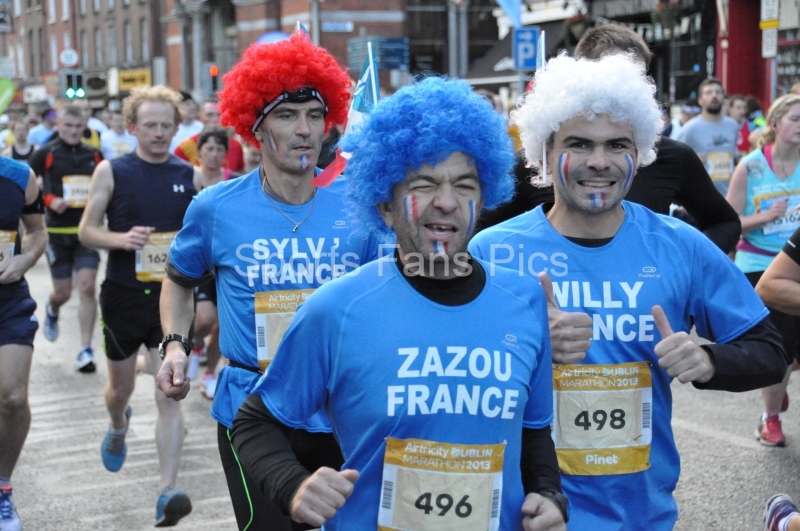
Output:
[164, 256, 214, 288]
[231, 394, 312, 515]
[672, 139, 741, 253]
[693, 316, 789, 392]
[21, 190, 45, 214]
[520, 427, 562, 495]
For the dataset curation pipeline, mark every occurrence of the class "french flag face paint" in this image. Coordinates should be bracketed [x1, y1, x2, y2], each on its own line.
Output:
[267, 129, 279, 153]
[433, 241, 448, 255]
[591, 193, 605, 210]
[403, 194, 419, 224]
[465, 199, 476, 235]
[558, 153, 570, 188]
[300, 155, 309, 170]
[623, 153, 634, 190]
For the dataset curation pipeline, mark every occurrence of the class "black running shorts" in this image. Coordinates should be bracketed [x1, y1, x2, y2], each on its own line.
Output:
[0, 295, 38, 347]
[194, 278, 217, 306]
[100, 280, 162, 361]
[46, 233, 100, 279]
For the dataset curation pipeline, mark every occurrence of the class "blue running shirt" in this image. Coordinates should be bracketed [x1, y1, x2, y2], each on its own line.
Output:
[469, 201, 769, 531]
[252, 257, 553, 531]
[169, 169, 380, 428]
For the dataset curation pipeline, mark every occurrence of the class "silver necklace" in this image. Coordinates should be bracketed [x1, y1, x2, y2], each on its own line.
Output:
[261, 170, 317, 232]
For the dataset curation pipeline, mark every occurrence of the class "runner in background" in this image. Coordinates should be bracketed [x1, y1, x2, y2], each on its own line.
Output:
[100, 110, 138, 160]
[169, 93, 203, 154]
[173, 99, 244, 172]
[2, 121, 34, 165]
[727, 94, 752, 156]
[29, 104, 102, 373]
[726, 94, 800, 447]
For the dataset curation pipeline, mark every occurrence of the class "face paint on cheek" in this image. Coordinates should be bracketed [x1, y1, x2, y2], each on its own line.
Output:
[624, 153, 634, 190]
[433, 241, 448, 255]
[558, 153, 570, 187]
[267, 129, 278, 153]
[300, 155, 309, 170]
[465, 199, 476, 235]
[403, 194, 419, 224]
[591, 192, 605, 210]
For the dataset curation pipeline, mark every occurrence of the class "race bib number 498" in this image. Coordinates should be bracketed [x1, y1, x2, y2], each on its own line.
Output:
[553, 362, 652, 476]
[378, 437, 505, 531]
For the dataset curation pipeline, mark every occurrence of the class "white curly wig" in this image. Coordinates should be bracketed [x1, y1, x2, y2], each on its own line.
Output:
[514, 52, 663, 169]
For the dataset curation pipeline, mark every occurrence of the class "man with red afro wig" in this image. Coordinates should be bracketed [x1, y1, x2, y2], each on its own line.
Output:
[157, 32, 380, 531]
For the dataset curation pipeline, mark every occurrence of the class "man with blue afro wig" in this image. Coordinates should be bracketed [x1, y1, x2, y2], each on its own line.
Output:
[231, 77, 568, 531]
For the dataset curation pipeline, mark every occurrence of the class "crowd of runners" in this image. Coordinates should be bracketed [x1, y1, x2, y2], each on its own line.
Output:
[3, 23, 800, 531]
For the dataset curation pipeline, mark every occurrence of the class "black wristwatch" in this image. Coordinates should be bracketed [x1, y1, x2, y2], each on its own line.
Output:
[158, 334, 192, 360]
[537, 489, 569, 523]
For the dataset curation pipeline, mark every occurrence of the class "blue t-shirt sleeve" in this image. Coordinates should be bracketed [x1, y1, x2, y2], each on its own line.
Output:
[252, 293, 335, 428]
[467, 233, 488, 260]
[523, 285, 554, 429]
[689, 232, 769, 343]
[168, 195, 213, 278]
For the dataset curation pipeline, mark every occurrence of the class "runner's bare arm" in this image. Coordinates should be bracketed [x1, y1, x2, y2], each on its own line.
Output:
[156, 276, 195, 400]
[192, 168, 203, 192]
[726, 161, 787, 234]
[0, 171, 47, 284]
[78, 160, 154, 250]
[757, 252, 800, 316]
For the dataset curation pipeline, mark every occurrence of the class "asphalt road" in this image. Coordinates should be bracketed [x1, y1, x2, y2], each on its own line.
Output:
[11, 255, 800, 530]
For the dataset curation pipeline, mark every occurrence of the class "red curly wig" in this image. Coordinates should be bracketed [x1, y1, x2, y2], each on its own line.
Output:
[219, 32, 351, 147]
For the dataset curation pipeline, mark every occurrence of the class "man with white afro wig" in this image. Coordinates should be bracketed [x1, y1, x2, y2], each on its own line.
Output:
[471, 53, 788, 530]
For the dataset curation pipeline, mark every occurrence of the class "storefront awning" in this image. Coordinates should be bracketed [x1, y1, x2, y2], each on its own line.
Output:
[465, 20, 565, 86]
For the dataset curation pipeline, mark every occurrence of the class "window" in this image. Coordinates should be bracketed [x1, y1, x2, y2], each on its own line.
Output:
[108, 24, 116, 64]
[123, 21, 131, 62]
[94, 27, 102, 65]
[13, 0, 19, 17]
[16, 42, 24, 77]
[108, 0, 113, 8]
[63, 31, 70, 49]
[79, 0, 85, 15]
[62, 0, 68, 19]
[93, 0, 98, 12]
[37, 27, 44, 76]
[80, 30, 87, 66]
[47, 0, 55, 22]
[8, 46, 16, 77]
[140, 18, 148, 60]
[50, 34, 57, 71]
[123, 0, 129, 6]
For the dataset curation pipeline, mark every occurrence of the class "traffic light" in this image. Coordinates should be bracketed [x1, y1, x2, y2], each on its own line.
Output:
[64, 70, 85, 99]
[209, 65, 218, 91]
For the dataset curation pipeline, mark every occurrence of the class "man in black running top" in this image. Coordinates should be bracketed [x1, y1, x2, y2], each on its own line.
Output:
[30, 104, 103, 373]
[79, 86, 202, 528]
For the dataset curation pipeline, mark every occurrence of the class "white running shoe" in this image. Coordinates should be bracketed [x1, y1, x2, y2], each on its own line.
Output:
[74, 347, 96, 373]
[201, 373, 216, 400]
[0, 487, 21, 531]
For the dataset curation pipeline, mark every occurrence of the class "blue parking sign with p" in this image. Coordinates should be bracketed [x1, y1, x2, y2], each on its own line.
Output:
[513, 27, 540, 71]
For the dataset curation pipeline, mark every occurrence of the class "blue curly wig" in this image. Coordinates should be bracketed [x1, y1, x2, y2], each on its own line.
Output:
[340, 77, 515, 238]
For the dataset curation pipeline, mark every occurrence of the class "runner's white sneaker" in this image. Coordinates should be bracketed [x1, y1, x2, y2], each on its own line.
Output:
[74, 347, 96, 373]
[43, 304, 58, 342]
[201, 372, 216, 400]
[0, 486, 21, 531]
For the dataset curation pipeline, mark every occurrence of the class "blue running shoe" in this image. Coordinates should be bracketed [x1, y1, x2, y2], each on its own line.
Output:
[0, 487, 21, 531]
[765, 493, 800, 531]
[74, 347, 96, 373]
[155, 487, 192, 527]
[43, 304, 58, 342]
[101, 406, 131, 472]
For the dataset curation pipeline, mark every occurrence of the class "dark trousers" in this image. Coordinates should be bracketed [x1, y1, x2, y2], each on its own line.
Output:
[217, 423, 345, 531]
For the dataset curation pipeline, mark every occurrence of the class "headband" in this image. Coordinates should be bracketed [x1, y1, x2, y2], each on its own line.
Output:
[251, 87, 328, 134]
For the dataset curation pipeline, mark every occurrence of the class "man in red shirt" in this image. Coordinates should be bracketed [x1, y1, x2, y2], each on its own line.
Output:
[174, 99, 244, 171]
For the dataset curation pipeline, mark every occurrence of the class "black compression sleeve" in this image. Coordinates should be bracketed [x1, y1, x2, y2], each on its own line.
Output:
[520, 427, 562, 495]
[21, 190, 45, 214]
[782, 227, 800, 265]
[231, 394, 311, 515]
[693, 317, 789, 392]
[673, 140, 741, 253]
[164, 256, 214, 288]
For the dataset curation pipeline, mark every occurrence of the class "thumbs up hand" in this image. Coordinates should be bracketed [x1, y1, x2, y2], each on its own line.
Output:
[539, 272, 593, 364]
[652, 305, 715, 384]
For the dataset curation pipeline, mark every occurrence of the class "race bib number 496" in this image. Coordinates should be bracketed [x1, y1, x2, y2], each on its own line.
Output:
[0, 230, 16, 268]
[135, 231, 176, 282]
[378, 437, 505, 531]
[553, 362, 652, 476]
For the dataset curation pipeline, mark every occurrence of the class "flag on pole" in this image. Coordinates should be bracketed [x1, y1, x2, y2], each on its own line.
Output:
[311, 41, 380, 187]
[496, 0, 522, 29]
